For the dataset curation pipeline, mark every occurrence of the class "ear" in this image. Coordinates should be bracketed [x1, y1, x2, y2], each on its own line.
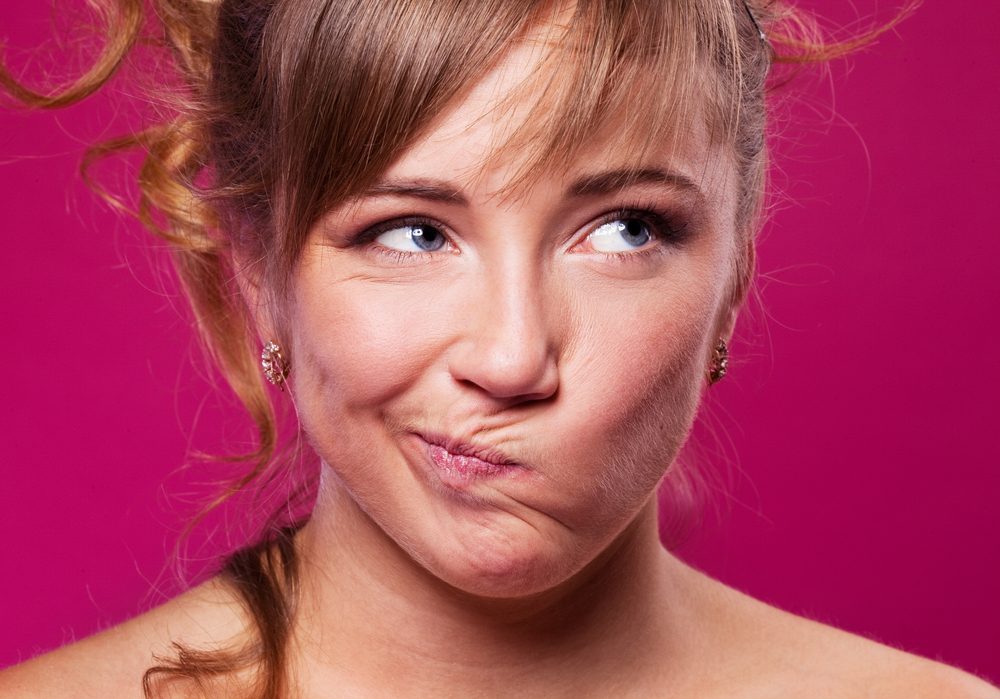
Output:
[233, 251, 278, 346]
[718, 233, 757, 342]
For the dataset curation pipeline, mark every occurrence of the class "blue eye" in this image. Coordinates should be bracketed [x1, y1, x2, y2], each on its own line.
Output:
[374, 223, 447, 253]
[589, 218, 654, 253]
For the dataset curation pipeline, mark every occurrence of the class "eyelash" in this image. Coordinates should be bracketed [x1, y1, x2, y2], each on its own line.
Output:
[351, 202, 690, 265]
[355, 217, 449, 264]
[592, 201, 690, 264]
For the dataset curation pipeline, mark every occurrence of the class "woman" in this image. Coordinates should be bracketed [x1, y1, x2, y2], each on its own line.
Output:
[1, 0, 996, 696]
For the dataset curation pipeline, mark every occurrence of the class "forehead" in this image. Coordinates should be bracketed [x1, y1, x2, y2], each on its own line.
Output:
[266, 0, 755, 258]
[379, 35, 737, 213]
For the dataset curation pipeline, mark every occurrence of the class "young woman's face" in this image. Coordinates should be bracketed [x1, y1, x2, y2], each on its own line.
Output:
[286, 42, 744, 597]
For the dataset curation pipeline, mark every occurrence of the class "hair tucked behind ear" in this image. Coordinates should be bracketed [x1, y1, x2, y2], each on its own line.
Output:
[2, 1, 918, 696]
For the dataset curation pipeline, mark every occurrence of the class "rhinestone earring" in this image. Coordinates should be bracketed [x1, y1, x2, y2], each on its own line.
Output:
[708, 339, 729, 385]
[261, 341, 290, 390]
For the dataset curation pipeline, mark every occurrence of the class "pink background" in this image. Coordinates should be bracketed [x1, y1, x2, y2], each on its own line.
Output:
[2, 1, 998, 682]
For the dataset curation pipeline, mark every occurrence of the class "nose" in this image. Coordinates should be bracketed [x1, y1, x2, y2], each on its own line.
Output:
[446, 262, 561, 404]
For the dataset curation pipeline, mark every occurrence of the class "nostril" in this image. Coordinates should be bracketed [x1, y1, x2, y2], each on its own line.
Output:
[447, 270, 563, 402]
[447, 339, 560, 403]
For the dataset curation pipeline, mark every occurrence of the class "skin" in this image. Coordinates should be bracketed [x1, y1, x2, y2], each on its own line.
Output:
[287, 40, 738, 605]
[2, 23, 997, 699]
[274, 37, 741, 691]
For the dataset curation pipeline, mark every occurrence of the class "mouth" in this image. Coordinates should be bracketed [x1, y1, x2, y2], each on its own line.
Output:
[411, 431, 527, 489]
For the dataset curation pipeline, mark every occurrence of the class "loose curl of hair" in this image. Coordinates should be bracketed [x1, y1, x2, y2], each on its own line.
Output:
[1, 1, 916, 696]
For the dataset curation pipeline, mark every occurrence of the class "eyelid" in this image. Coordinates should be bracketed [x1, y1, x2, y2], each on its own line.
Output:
[347, 202, 689, 264]
[364, 216, 454, 244]
[351, 215, 458, 264]
[572, 203, 690, 257]
[373, 219, 451, 252]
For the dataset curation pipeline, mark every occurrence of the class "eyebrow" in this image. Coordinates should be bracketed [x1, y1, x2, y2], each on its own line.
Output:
[362, 179, 468, 204]
[568, 167, 701, 199]
[358, 167, 702, 206]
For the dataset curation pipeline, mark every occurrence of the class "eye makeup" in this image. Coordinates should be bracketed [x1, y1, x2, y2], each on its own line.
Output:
[582, 199, 694, 265]
[343, 216, 459, 264]
[332, 198, 695, 267]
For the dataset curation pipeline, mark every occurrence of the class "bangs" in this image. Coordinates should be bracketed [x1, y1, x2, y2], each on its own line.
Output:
[478, 1, 744, 200]
[259, 0, 746, 272]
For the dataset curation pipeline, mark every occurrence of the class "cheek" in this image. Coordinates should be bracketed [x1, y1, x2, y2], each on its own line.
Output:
[288, 275, 441, 413]
[555, 271, 715, 523]
[285, 271, 446, 512]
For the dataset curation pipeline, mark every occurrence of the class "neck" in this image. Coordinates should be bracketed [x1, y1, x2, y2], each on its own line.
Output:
[290, 468, 688, 695]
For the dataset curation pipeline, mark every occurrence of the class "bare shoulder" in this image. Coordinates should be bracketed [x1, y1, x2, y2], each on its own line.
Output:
[0, 576, 246, 699]
[774, 619, 1000, 699]
[671, 557, 999, 698]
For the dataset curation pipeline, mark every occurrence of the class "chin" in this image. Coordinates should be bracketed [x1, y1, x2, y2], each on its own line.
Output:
[417, 524, 587, 600]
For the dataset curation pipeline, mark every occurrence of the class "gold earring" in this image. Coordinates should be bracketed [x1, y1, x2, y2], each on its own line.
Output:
[261, 341, 290, 390]
[708, 339, 729, 385]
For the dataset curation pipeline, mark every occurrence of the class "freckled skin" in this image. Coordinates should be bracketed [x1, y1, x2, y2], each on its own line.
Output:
[284, 38, 741, 601]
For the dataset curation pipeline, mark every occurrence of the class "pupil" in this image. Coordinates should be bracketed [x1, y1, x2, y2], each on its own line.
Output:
[411, 225, 443, 251]
[620, 219, 649, 246]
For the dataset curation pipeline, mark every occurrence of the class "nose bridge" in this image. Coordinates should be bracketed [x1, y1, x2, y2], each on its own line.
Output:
[448, 247, 560, 402]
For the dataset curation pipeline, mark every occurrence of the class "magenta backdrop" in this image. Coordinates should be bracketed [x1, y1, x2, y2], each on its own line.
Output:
[2, 1, 998, 682]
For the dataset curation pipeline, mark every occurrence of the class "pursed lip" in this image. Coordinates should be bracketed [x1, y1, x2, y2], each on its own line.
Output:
[412, 431, 524, 469]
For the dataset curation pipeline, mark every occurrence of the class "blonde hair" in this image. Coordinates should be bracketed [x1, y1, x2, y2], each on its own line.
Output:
[1, 1, 915, 695]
